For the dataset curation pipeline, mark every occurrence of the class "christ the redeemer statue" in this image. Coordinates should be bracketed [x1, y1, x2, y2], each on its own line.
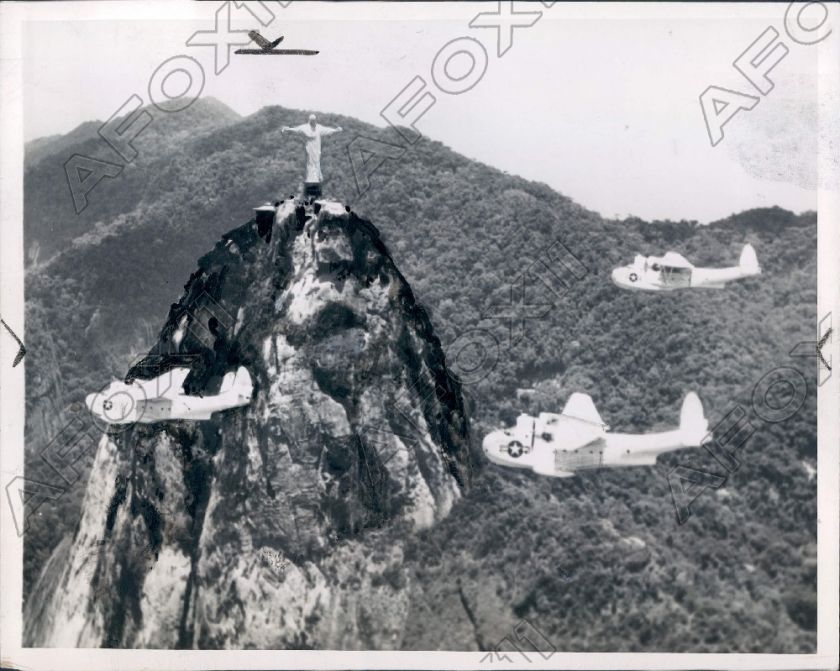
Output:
[282, 114, 342, 200]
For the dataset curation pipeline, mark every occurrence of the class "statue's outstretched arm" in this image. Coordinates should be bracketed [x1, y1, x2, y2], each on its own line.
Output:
[321, 125, 343, 136]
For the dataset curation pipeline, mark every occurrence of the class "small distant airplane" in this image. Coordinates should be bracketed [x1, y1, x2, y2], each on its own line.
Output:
[483, 392, 710, 477]
[611, 243, 761, 291]
[0, 316, 26, 367]
[86, 366, 253, 425]
[235, 30, 318, 55]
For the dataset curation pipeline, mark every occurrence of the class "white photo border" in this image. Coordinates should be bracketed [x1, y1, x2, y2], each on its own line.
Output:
[1, 2, 837, 669]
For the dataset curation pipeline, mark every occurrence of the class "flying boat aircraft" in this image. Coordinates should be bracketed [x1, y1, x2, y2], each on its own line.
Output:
[483, 392, 710, 477]
[611, 244, 760, 291]
[234, 30, 319, 55]
[85, 366, 253, 425]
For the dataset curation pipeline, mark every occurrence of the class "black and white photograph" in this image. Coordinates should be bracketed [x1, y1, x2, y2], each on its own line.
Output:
[0, 1, 837, 669]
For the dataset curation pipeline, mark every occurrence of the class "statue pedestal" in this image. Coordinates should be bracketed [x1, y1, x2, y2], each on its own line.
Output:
[304, 182, 322, 201]
[254, 203, 276, 241]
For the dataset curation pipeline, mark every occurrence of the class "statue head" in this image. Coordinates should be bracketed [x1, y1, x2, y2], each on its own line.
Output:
[308, 113, 317, 128]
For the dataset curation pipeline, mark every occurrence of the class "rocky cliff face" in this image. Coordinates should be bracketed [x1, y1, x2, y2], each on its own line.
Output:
[25, 200, 472, 649]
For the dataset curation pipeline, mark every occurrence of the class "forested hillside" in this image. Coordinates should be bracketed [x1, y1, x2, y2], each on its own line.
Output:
[22, 98, 817, 651]
[24, 97, 240, 263]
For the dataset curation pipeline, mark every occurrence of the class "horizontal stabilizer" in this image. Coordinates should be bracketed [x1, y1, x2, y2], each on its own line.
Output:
[561, 393, 604, 425]
[739, 243, 760, 274]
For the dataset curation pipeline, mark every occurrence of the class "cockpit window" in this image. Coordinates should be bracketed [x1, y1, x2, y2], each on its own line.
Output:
[651, 263, 661, 271]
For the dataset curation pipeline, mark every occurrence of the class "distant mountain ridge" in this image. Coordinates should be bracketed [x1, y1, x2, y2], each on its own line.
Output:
[25, 97, 240, 170]
[22, 99, 818, 652]
[24, 97, 241, 263]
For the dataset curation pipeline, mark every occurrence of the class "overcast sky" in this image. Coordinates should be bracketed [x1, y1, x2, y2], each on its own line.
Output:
[19, 1, 828, 223]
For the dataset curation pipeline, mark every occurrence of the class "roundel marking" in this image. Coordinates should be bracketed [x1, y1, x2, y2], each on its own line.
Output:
[507, 441, 525, 458]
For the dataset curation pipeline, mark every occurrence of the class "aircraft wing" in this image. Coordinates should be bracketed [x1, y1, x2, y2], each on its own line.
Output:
[536, 411, 604, 452]
[660, 251, 693, 268]
[139, 366, 191, 399]
[234, 48, 319, 55]
[560, 393, 604, 425]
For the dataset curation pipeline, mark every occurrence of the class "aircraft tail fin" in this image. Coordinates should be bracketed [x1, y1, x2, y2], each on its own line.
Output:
[679, 392, 709, 446]
[220, 366, 254, 401]
[739, 243, 760, 275]
[249, 30, 270, 49]
[220, 371, 236, 394]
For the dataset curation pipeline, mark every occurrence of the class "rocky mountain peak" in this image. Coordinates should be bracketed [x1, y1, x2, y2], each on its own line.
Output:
[25, 199, 472, 649]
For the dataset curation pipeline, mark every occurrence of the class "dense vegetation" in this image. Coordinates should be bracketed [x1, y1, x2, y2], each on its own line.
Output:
[22, 98, 817, 651]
